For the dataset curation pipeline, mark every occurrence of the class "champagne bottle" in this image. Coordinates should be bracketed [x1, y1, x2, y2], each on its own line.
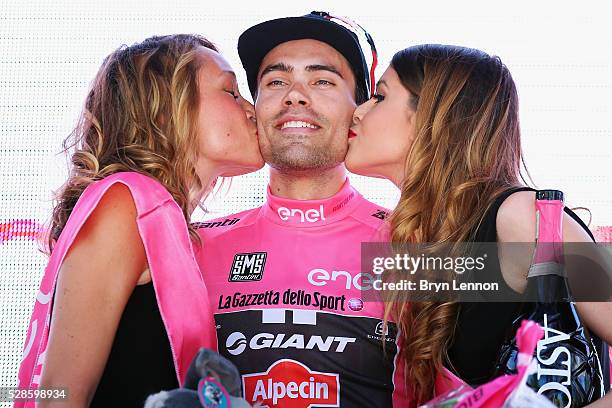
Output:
[493, 190, 604, 407]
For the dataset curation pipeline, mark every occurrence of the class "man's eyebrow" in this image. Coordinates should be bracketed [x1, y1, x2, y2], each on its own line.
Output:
[305, 64, 344, 79]
[259, 63, 293, 78]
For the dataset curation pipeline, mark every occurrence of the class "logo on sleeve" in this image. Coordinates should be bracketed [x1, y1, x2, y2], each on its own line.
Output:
[371, 210, 388, 220]
[229, 252, 267, 282]
[193, 218, 240, 229]
[243, 359, 339, 407]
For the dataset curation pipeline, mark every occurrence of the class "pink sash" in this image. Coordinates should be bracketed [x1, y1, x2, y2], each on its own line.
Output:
[15, 172, 216, 407]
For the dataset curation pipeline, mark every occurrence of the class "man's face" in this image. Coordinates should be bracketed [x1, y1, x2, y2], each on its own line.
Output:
[255, 39, 357, 173]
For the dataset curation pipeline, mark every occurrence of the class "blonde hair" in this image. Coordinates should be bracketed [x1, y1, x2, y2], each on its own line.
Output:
[48, 34, 217, 252]
[384, 44, 530, 405]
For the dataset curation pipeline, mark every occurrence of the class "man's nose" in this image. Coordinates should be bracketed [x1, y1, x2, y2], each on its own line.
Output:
[283, 83, 310, 107]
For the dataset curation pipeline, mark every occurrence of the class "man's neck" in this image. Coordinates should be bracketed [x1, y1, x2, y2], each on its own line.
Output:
[268, 166, 347, 200]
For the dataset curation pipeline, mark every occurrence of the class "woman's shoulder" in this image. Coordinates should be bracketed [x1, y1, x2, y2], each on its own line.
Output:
[77, 182, 139, 240]
[54, 181, 146, 284]
[91, 171, 165, 194]
[57, 172, 172, 250]
[83, 172, 172, 215]
[496, 189, 592, 243]
[495, 190, 536, 242]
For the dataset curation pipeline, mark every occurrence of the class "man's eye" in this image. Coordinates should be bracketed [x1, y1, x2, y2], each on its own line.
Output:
[267, 80, 286, 87]
[315, 79, 333, 86]
[372, 93, 385, 103]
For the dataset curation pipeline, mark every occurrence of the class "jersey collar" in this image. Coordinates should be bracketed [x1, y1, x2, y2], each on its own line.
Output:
[263, 179, 360, 227]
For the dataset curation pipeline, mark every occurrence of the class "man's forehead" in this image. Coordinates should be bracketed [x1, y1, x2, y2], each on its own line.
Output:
[258, 39, 352, 77]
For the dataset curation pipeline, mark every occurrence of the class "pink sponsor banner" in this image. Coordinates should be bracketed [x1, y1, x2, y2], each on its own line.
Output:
[0, 220, 43, 244]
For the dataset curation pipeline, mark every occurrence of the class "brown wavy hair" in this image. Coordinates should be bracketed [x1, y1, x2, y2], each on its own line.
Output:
[384, 44, 530, 405]
[47, 34, 217, 253]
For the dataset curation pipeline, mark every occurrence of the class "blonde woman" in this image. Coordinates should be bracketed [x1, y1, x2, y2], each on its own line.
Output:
[346, 44, 611, 406]
[17, 34, 263, 407]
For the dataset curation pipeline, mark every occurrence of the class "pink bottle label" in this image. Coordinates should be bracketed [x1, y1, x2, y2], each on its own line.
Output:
[533, 199, 564, 267]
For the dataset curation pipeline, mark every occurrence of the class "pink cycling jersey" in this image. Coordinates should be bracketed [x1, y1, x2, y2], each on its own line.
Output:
[195, 178, 409, 407]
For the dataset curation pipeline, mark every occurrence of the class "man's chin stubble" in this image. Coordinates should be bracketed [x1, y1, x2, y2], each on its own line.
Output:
[264, 145, 345, 173]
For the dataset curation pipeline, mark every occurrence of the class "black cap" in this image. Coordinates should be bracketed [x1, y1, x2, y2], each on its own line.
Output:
[238, 11, 370, 103]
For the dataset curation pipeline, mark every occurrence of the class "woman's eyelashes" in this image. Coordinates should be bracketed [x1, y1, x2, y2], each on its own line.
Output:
[372, 93, 385, 103]
[225, 89, 240, 100]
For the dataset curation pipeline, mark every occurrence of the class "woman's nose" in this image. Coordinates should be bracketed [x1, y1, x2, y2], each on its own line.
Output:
[352, 98, 373, 126]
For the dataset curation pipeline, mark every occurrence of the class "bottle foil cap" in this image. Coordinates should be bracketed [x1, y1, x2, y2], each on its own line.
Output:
[536, 189, 564, 202]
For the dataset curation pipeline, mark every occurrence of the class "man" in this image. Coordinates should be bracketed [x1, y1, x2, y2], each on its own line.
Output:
[196, 12, 407, 407]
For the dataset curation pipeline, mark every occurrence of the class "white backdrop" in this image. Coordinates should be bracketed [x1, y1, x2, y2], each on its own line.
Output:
[1, 0, 611, 395]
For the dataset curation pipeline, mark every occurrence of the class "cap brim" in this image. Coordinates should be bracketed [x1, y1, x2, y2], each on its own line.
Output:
[238, 15, 367, 99]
